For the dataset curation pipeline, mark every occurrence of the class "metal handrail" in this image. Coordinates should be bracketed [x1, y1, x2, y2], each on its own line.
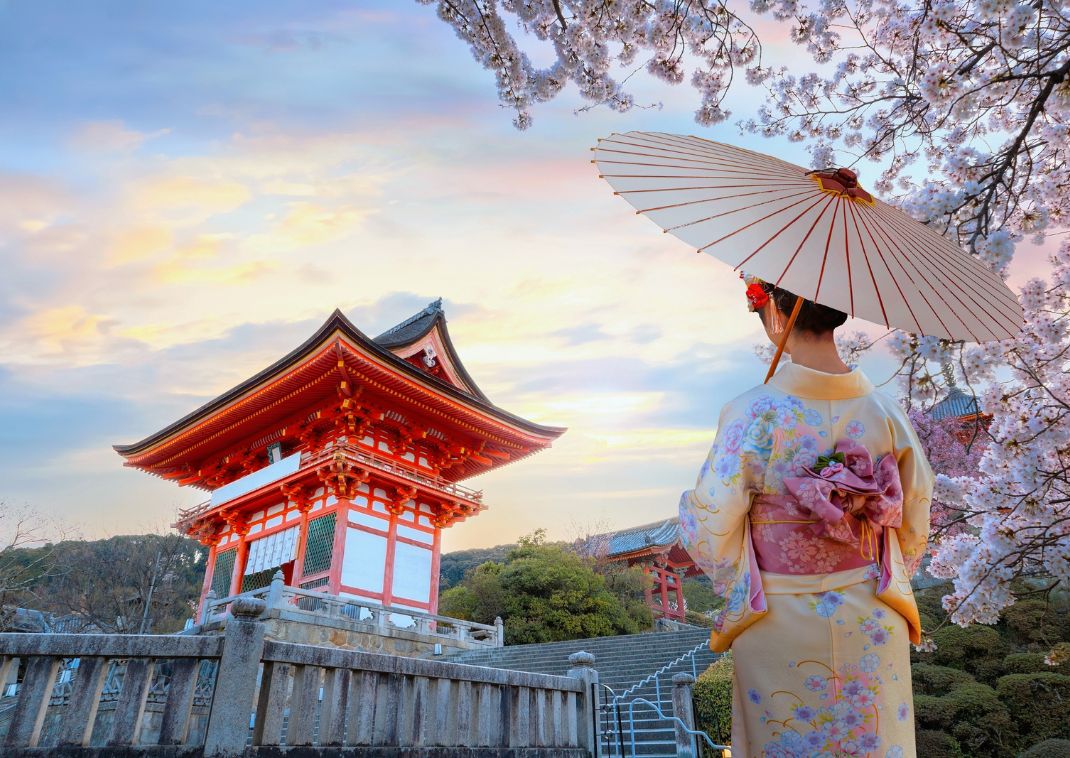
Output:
[625, 697, 729, 757]
[613, 638, 708, 707]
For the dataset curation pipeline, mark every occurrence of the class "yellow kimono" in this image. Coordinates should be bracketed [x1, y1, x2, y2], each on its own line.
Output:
[679, 363, 934, 758]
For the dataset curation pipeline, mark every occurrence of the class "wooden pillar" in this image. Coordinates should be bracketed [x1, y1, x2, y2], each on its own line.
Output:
[382, 511, 398, 607]
[327, 496, 349, 594]
[428, 526, 442, 614]
[674, 572, 686, 621]
[197, 537, 220, 617]
[658, 566, 669, 616]
[642, 565, 654, 612]
[229, 523, 250, 596]
[290, 502, 314, 588]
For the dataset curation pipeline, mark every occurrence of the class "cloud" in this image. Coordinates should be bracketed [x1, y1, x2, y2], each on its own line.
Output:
[131, 175, 252, 224]
[276, 201, 373, 244]
[69, 121, 170, 153]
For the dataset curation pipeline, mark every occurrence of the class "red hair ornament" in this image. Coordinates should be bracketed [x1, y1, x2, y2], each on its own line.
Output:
[746, 282, 770, 312]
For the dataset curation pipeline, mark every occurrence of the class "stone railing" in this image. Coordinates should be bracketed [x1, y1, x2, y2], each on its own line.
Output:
[0, 598, 599, 757]
[201, 571, 504, 649]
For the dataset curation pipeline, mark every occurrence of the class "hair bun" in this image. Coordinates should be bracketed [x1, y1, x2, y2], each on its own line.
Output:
[764, 284, 848, 334]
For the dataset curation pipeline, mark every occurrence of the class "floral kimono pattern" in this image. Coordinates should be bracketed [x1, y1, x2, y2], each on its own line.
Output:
[680, 363, 934, 758]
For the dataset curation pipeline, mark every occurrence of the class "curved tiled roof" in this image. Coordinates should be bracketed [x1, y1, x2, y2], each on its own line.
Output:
[930, 387, 980, 420]
[114, 304, 563, 456]
[586, 517, 681, 558]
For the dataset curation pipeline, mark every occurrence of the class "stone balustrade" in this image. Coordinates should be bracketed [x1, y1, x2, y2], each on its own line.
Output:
[0, 598, 599, 757]
[201, 572, 504, 651]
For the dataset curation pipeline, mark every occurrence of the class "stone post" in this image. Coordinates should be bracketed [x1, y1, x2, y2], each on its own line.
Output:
[200, 590, 217, 625]
[672, 673, 697, 758]
[567, 651, 600, 757]
[494, 616, 504, 647]
[203, 597, 267, 757]
[265, 570, 285, 610]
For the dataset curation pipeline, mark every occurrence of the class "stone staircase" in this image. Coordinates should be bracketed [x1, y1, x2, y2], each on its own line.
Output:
[448, 626, 722, 757]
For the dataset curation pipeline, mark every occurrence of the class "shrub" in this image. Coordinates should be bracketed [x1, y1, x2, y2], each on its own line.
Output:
[915, 681, 1016, 755]
[1021, 739, 1070, 758]
[1003, 652, 1070, 677]
[693, 653, 733, 751]
[916, 729, 965, 758]
[931, 624, 1007, 678]
[942, 681, 1017, 754]
[912, 663, 977, 696]
[996, 672, 1070, 747]
[1002, 600, 1070, 647]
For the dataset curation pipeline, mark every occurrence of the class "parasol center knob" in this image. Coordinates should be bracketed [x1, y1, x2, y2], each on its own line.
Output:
[835, 167, 858, 187]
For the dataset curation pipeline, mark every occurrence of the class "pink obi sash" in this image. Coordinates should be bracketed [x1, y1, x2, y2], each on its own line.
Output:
[750, 440, 903, 575]
[707, 441, 924, 652]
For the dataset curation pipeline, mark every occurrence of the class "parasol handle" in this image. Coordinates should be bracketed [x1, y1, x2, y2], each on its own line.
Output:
[764, 295, 805, 384]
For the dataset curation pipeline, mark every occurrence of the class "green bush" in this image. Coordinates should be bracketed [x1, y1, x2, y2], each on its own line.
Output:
[1002, 600, 1070, 647]
[996, 672, 1070, 747]
[1021, 739, 1070, 758]
[693, 653, 733, 751]
[438, 533, 653, 644]
[916, 729, 965, 758]
[915, 681, 1015, 755]
[912, 663, 977, 696]
[930, 624, 1008, 677]
[1002, 652, 1070, 676]
[942, 681, 1017, 754]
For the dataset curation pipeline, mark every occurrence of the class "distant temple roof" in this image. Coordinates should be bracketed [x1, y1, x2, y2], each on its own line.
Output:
[587, 517, 681, 559]
[114, 301, 564, 460]
[930, 387, 981, 421]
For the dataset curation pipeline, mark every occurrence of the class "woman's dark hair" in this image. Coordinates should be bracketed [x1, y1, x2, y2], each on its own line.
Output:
[760, 283, 848, 334]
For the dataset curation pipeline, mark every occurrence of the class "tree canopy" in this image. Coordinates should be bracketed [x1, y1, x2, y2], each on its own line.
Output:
[439, 530, 653, 644]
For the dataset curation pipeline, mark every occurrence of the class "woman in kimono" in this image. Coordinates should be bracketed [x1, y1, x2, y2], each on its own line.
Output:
[679, 278, 934, 758]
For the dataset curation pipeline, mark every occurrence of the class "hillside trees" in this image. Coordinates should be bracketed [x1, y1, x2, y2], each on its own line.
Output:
[3, 533, 204, 633]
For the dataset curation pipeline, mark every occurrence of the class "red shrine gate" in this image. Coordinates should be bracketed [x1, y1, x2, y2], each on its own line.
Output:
[115, 301, 564, 618]
[587, 518, 701, 622]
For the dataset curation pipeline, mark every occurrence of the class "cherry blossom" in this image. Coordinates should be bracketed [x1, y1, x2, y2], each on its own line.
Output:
[423, 0, 1070, 628]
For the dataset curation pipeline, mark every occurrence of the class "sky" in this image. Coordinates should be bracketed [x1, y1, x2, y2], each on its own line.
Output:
[0, 2, 1045, 551]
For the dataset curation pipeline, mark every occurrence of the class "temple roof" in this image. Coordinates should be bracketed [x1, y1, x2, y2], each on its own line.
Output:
[586, 517, 681, 559]
[113, 303, 564, 461]
[373, 298, 489, 401]
[930, 387, 980, 420]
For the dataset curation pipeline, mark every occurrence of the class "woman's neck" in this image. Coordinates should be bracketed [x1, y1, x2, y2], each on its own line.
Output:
[785, 333, 851, 374]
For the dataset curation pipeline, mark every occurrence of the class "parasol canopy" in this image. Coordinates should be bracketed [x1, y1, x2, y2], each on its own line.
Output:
[592, 131, 1022, 344]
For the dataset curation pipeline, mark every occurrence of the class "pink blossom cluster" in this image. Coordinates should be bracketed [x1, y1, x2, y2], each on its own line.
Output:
[911, 243, 1070, 625]
[417, 0, 765, 128]
[744, 0, 1070, 258]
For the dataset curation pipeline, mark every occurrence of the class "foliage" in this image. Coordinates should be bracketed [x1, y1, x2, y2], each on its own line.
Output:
[2, 534, 204, 634]
[915, 729, 965, 758]
[438, 530, 652, 644]
[911, 663, 976, 696]
[682, 576, 722, 614]
[693, 653, 733, 751]
[438, 542, 514, 589]
[1022, 740, 1070, 758]
[996, 672, 1070, 748]
[910, 584, 1070, 754]
[0, 501, 58, 618]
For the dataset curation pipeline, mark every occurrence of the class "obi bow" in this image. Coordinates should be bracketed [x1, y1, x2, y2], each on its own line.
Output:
[783, 440, 903, 559]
